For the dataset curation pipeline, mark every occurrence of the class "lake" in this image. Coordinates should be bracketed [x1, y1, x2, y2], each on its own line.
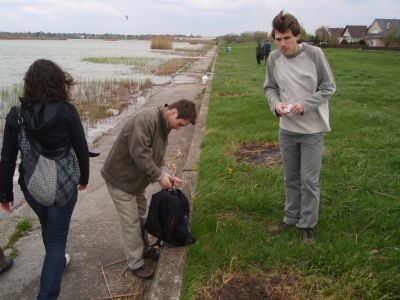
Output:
[0, 39, 199, 89]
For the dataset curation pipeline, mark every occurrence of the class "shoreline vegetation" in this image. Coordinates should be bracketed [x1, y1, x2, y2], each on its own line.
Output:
[0, 78, 154, 142]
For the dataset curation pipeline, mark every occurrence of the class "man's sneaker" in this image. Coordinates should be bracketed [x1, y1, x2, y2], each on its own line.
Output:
[65, 253, 71, 268]
[131, 265, 154, 279]
[268, 221, 295, 234]
[0, 256, 13, 274]
[143, 247, 160, 261]
[301, 228, 316, 246]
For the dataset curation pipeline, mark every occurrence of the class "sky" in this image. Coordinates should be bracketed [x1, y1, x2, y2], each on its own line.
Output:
[0, 0, 399, 37]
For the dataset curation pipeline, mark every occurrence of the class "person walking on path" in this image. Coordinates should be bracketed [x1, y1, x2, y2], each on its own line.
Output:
[264, 11, 336, 245]
[256, 42, 264, 64]
[0, 59, 90, 299]
[101, 99, 197, 279]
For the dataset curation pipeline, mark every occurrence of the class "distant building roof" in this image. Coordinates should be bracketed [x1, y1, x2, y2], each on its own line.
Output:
[365, 19, 400, 39]
[343, 25, 368, 38]
[328, 27, 344, 36]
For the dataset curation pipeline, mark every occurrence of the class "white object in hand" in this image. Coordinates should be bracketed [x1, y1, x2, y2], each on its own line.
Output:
[283, 104, 293, 113]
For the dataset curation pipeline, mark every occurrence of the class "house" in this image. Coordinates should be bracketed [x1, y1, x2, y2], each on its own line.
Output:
[341, 25, 368, 43]
[328, 27, 344, 43]
[364, 19, 400, 47]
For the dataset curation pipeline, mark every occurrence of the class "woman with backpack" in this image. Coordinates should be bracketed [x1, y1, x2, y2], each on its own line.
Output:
[0, 59, 89, 299]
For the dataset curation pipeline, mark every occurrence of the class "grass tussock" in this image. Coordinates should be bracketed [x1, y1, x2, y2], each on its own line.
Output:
[5, 219, 33, 257]
[181, 44, 400, 299]
[151, 35, 173, 50]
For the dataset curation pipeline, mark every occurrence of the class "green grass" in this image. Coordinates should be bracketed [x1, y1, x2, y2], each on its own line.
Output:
[4, 219, 33, 257]
[182, 44, 400, 299]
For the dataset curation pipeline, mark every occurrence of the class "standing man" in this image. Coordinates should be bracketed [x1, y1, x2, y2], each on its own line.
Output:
[101, 99, 197, 278]
[264, 11, 336, 245]
[256, 42, 264, 64]
[263, 39, 272, 63]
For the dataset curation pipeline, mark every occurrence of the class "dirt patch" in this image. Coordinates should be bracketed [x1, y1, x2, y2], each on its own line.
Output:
[199, 271, 300, 300]
[234, 142, 282, 167]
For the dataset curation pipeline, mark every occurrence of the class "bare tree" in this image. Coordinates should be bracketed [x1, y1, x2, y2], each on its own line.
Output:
[315, 26, 329, 43]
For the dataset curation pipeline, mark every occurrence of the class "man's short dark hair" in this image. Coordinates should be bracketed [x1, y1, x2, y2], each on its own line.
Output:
[271, 10, 301, 39]
[167, 99, 197, 125]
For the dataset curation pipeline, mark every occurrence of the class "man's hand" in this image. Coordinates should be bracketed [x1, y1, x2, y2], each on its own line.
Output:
[1, 202, 13, 213]
[78, 184, 87, 191]
[275, 102, 303, 115]
[170, 176, 183, 188]
[275, 102, 289, 116]
[159, 173, 173, 189]
[291, 102, 304, 115]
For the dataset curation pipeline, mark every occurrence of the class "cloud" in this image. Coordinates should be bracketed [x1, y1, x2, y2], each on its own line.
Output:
[0, 0, 399, 35]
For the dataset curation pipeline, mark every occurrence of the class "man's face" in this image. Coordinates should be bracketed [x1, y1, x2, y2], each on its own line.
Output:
[167, 108, 190, 130]
[274, 29, 299, 56]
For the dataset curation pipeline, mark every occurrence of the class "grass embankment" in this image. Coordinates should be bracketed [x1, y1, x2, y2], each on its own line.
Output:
[183, 44, 400, 299]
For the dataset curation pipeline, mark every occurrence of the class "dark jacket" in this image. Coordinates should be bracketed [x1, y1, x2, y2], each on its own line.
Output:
[101, 106, 169, 194]
[0, 101, 89, 202]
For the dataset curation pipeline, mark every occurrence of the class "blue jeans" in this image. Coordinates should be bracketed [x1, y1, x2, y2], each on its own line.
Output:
[23, 189, 77, 300]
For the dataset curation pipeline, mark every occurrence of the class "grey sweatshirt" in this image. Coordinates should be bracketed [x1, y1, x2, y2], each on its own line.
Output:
[264, 43, 336, 134]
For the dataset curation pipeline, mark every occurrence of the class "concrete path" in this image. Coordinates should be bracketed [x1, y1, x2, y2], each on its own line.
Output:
[0, 45, 216, 300]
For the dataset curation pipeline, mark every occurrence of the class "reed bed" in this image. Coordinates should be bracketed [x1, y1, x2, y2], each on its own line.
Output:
[151, 58, 194, 75]
[72, 78, 153, 128]
[0, 78, 153, 143]
[82, 56, 167, 74]
[83, 56, 194, 76]
[151, 35, 173, 49]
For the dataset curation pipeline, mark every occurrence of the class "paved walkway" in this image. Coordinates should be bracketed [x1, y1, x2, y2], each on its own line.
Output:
[0, 45, 216, 300]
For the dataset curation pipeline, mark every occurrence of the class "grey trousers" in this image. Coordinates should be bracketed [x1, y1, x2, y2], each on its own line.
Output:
[279, 129, 324, 229]
[106, 182, 147, 270]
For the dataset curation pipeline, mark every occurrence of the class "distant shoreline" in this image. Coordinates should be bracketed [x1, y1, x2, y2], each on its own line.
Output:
[0, 37, 67, 40]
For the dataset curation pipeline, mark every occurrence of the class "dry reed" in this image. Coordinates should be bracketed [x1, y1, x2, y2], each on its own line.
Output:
[151, 35, 173, 49]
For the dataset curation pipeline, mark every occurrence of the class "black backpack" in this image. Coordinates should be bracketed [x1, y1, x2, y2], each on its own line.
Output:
[144, 188, 195, 247]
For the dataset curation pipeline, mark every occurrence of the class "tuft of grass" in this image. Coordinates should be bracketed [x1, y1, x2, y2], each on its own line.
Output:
[182, 44, 400, 299]
[151, 35, 173, 49]
[4, 219, 33, 257]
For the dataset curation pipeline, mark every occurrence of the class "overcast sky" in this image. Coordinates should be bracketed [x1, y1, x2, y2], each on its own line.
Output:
[0, 0, 399, 36]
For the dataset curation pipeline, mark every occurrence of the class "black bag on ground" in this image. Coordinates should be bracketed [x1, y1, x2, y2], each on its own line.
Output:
[144, 188, 195, 247]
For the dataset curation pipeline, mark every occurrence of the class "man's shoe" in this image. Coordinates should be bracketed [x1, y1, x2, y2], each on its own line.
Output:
[301, 228, 316, 246]
[143, 247, 160, 261]
[268, 221, 295, 234]
[0, 256, 13, 274]
[131, 265, 154, 279]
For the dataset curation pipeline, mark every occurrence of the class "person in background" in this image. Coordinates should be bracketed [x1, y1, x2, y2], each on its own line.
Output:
[264, 11, 336, 245]
[263, 39, 272, 63]
[0, 59, 89, 299]
[101, 99, 197, 279]
[256, 42, 264, 64]
[0, 247, 13, 275]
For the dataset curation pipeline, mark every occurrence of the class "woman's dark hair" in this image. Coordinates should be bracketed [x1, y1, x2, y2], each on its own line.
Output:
[167, 99, 197, 125]
[271, 10, 301, 39]
[21, 59, 74, 106]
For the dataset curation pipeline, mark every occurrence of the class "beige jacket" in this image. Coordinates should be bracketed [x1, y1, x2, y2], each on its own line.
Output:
[101, 106, 169, 194]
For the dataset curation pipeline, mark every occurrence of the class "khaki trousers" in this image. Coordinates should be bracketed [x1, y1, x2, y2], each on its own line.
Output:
[106, 182, 148, 270]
